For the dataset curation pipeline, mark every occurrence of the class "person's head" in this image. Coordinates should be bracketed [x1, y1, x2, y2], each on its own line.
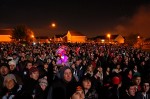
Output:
[106, 67, 110, 72]
[141, 80, 150, 93]
[60, 66, 73, 82]
[87, 65, 93, 72]
[0, 64, 9, 76]
[82, 75, 92, 90]
[8, 60, 16, 71]
[124, 69, 132, 76]
[97, 66, 103, 72]
[126, 83, 136, 96]
[29, 67, 39, 80]
[133, 75, 141, 86]
[3, 74, 17, 90]
[39, 76, 48, 91]
[71, 63, 76, 69]
[12, 53, 17, 59]
[26, 61, 32, 69]
[116, 64, 120, 69]
[43, 62, 48, 69]
[133, 65, 138, 70]
[21, 56, 26, 61]
[71, 86, 85, 99]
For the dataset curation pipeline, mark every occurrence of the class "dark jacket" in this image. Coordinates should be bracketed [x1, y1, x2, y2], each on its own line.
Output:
[47, 79, 77, 99]
[47, 66, 78, 99]
[34, 84, 49, 99]
[1, 84, 23, 99]
[120, 93, 135, 99]
[84, 88, 98, 99]
[22, 77, 38, 98]
[135, 92, 150, 99]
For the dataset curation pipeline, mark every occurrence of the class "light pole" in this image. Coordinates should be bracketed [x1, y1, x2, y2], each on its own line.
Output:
[31, 34, 35, 43]
[107, 34, 111, 43]
[50, 22, 57, 42]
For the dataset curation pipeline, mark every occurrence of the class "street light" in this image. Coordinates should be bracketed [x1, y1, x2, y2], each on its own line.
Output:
[107, 34, 111, 43]
[31, 35, 34, 38]
[31, 35, 35, 43]
[51, 23, 56, 28]
[137, 36, 140, 39]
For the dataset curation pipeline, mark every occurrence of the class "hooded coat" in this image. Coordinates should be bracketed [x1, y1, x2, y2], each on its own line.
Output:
[47, 66, 78, 99]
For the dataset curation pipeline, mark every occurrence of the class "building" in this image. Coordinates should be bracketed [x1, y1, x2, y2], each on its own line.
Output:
[53, 34, 65, 42]
[35, 36, 50, 43]
[65, 30, 86, 43]
[0, 29, 13, 42]
[93, 34, 125, 44]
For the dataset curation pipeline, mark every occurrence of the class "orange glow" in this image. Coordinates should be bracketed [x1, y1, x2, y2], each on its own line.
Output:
[31, 35, 34, 38]
[0, 35, 11, 42]
[51, 23, 56, 28]
[107, 34, 111, 38]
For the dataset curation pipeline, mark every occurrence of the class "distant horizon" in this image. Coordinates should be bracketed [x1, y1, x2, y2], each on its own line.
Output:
[0, 28, 149, 39]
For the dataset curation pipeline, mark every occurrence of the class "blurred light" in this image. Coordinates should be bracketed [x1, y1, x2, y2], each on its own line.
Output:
[61, 55, 64, 59]
[101, 39, 105, 43]
[137, 36, 140, 39]
[31, 35, 34, 38]
[22, 44, 26, 46]
[33, 42, 36, 45]
[51, 23, 56, 28]
[107, 34, 111, 38]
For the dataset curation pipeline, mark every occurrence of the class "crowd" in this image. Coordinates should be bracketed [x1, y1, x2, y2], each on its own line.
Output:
[0, 43, 150, 99]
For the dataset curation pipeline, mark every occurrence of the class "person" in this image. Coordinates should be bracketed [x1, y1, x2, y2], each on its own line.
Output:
[1, 74, 23, 99]
[71, 86, 85, 99]
[133, 75, 142, 92]
[81, 75, 98, 99]
[109, 76, 122, 99]
[120, 83, 136, 99]
[34, 76, 49, 99]
[0, 63, 10, 95]
[47, 66, 77, 99]
[22, 66, 40, 98]
[135, 80, 150, 99]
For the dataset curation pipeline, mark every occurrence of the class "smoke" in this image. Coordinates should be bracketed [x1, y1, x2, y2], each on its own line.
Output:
[114, 5, 150, 38]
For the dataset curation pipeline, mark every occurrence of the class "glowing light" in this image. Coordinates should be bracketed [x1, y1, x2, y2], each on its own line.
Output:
[51, 23, 56, 28]
[107, 34, 111, 38]
[101, 39, 105, 43]
[56, 45, 68, 65]
[107, 33, 111, 43]
[31, 35, 34, 38]
[61, 56, 64, 59]
[33, 42, 36, 45]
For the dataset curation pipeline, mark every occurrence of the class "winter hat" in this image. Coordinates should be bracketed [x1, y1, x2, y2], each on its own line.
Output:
[39, 76, 48, 87]
[8, 60, 16, 67]
[7, 56, 13, 60]
[3, 74, 17, 86]
[29, 67, 39, 75]
[112, 76, 121, 85]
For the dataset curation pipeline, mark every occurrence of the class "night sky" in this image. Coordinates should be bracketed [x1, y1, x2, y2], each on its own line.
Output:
[0, 0, 150, 37]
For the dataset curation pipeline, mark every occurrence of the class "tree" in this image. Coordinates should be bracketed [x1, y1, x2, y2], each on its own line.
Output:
[12, 25, 33, 42]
